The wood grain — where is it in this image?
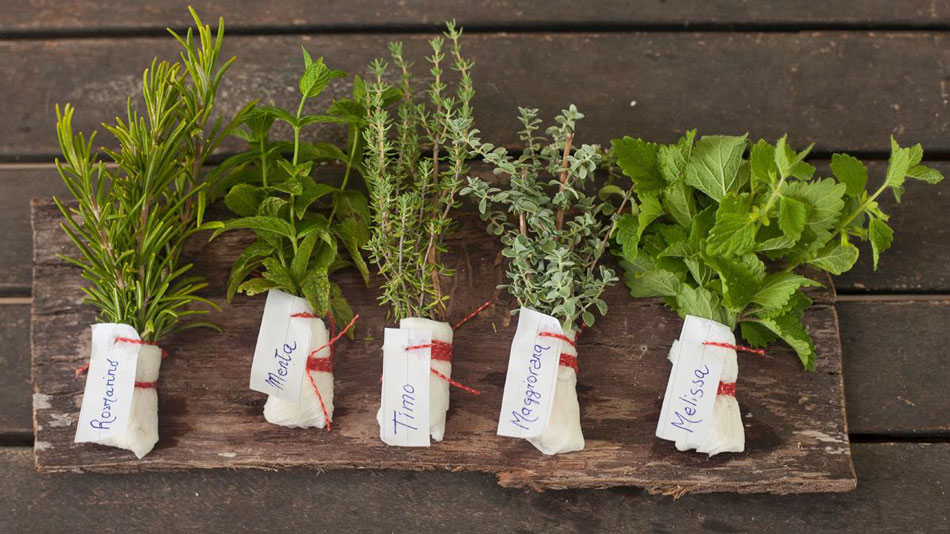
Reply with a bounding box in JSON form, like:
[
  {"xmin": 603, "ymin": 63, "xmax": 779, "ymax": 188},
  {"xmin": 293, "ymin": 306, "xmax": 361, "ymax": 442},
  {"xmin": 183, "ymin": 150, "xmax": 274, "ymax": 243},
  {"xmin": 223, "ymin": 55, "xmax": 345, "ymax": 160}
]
[
  {"xmin": 31, "ymin": 199, "xmax": 854, "ymax": 493},
  {"xmin": 4, "ymin": 1, "xmax": 950, "ymax": 33},
  {"xmin": 1, "ymin": 444, "xmax": 946, "ymax": 533},
  {"xmin": 3, "ymin": 32, "xmax": 950, "ymax": 161},
  {"xmin": 0, "ymin": 305, "xmax": 31, "ymax": 436}
]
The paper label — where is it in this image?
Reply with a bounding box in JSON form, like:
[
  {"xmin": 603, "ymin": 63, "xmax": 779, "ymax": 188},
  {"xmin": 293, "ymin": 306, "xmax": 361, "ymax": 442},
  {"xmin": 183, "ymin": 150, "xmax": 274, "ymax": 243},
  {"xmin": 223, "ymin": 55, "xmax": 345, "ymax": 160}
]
[
  {"xmin": 74, "ymin": 323, "xmax": 140, "ymax": 444},
  {"xmin": 380, "ymin": 327, "xmax": 432, "ymax": 447},
  {"xmin": 249, "ymin": 289, "xmax": 315, "ymax": 404},
  {"xmin": 655, "ymin": 315, "xmax": 730, "ymax": 447},
  {"xmin": 496, "ymin": 307, "xmax": 564, "ymax": 439}
]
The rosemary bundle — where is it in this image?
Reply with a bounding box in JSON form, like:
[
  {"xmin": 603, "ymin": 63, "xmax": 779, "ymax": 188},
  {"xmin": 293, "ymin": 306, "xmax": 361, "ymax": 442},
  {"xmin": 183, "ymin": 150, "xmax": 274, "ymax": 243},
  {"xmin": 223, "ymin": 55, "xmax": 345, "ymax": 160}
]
[
  {"xmin": 55, "ymin": 8, "xmax": 245, "ymax": 458},
  {"xmin": 361, "ymin": 22, "xmax": 475, "ymax": 322},
  {"xmin": 55, "ymin": 7, "xmax": 245, "ymax": 342}
]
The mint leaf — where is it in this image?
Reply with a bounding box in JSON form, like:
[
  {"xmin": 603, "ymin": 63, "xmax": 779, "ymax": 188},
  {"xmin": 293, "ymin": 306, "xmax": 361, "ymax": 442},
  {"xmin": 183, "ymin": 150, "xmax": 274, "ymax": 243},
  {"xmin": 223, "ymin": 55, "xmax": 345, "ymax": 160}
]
[
  {"xmin": 613, "ymin": 137, "xmax": 664, "ymax": 193},
  {"xmin": 637, "ymin": 193, "xmax": 664, "ymax": 237},
  {"xmin": 830, "ymin": 153, "xmax": 868, "ymax": 197},
  {"xmin": 868, "ymin": 218, "xmax": 894, "ymax": 270},
  {"xmin": 212, "ymin": 216, "xmax": 296, "ymax": 241},
  {"xmin": 707, "ymin": 214, "xmax": 757, "ymax": 256},
  {"xmin": 237, "ymin": 277, "xmax": 277, "ymax": 296},
  {"xmin": 661, "ymin": 180, "xmax": 695, "ymax": 228},
  {"xmin": 705, "ymin": 253, "xmax": 765, "ymax": 311},
  {"xmin": 684, "ymin": 134, "xmax": 749, "ymax": 201},
  {"xmin": 807, "ymin": 240, "xmax": 860, "ymax": 275},
  {"xmin": 777, "ymin": 196, "xmax": 807, "ymax": 242},
  {"xmin": 224, "ymin": 184, "xmax": 265, "ymax": 217},
  {"xmin": 614, "ymin": 213, "xmax": 640, "ymax": 262},
  {"xmin": 675, "ymin": 284, "xmax": 731, "ymax": 325}
]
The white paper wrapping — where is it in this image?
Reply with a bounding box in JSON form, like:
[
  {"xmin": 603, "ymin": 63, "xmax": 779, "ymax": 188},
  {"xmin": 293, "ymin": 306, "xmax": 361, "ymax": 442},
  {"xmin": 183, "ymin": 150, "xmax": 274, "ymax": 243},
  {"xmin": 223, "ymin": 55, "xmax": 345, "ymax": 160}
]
[
  {"xmin": 376, "ymin": 318, "xmax": 454, "ymax": 442},
  {"xmin": 263, "ymin": 317, "xmax": 333, "ymax": 429},
  {"xmin": 526, "ymin": 325, "xmax": 584, "ymax": 455},
  {"xmin": 77, "ymin": 329, "xmax": 162, "ymax": 459},
  {"xmin": 667, "ymin": 318, "xmax": 745, "ymax": 456}
]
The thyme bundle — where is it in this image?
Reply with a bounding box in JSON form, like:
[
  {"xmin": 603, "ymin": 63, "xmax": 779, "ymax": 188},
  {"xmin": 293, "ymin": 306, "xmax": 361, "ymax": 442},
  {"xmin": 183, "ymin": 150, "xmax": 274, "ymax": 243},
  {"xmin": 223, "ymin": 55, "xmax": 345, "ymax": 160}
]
[{"xmin": 361, "ymin": 22, "xmax": 475, "ymax": 322}]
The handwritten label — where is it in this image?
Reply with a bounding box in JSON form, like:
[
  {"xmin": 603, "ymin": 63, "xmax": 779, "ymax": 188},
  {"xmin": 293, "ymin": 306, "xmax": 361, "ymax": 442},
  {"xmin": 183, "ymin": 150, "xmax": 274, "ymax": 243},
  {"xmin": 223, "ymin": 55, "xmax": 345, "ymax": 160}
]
[
  {"xmin": 655, "ymin": 315, "xmax": 731, "ymax": 448},
  {"xmin": 74, "ymin": 323, "xmax": 140, "ymax": 444},
  {"xmin": 249, "ymin": 289, "xmax": 315, "ymax": 404},
  {"xmin": 497, "ymin": 307, "xmax": 563, "ymax": 439},
  {"xmin": 380, "ymin": 327, "xmax": 431, "ymax": 447}
]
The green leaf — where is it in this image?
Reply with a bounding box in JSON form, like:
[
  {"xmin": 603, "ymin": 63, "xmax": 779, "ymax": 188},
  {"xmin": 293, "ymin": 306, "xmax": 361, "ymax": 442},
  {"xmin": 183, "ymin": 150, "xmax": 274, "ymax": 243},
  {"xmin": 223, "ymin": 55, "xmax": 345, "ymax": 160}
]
[
  {"xmin": 777, "ymin": 196, "xmax": 807, "ymax": 242},
  {"xmin": 807, "ymin": 240, "xmax": 860, "ymax": 275},
  {"xmin": 773, "ymin": 135, "xmax": 815, "ymax": 180},
  {"xmin": 637, "ymin": 193, "xmax": 664, "ymax": 237},
  {"xmin": 707, "ymin": 214, "xmax": 757, "ymax": 256},
  {"xmin": 328, "ymin": 282, "xmax": 355, "ymax": 337},
  {"xmin": 298, "ymin": 142, "xmax": 348, "ymax": 163},
  {"xmin": 661, "ymin": 179, "xmax": 695, "ymax": 228},
  {"xmin": 227, "ymin": 241, "xmax": 274, "ymax": 301},
  {"xmin": 675, "ymin": 284, "xmax": 731, "ymax": 326},
  {"xmin": 237, "ymin": 277, "xmax": 277, "ymax": 297},
  {"xmin": 657, "ymin": 130, "xmax": 696, "ymax": 183},
  {"xmin": 223, "ymin": 184, "xmax": 266, "ymax": 217},
  {"xmin": 739, "ymin": 321, "xmax": 779, "ymax": 348},
  {"xmin": 212, "ymin": 216, "xmax": 296, "ymax": 241},
  {"xmin": 335, "ymin": 219, "xmax": 371, "ymax": 284},
  {"xmin": 302, "ymin": 268, "xmax": 331, "ymax": 316},
  {"xmin": 614, "ymin": 213, "xmax": 639, "ymax": 262},
  {"xmin": 705, "ymin": 253, "xmax": 765, "ymax": 311},
  {"xmin": 295, "ymin": 182, "xmax": 338, "ymax": 219},
  {"xmin": 261, "ymin": 257, "xmax": 298, "ymax": 293},
  {"xmin": 612, "ymin": 137, "xmax": 665, "ymax": 193},
  {"xmin": 782, "ymin": 178, "xmax": 846, "ymax": 252},
  {"xmin": 683, "ymin": 134, "xmax": 749, "ymax": 201},
  {"xmin": 830, "ymin": 153, "xmax": 868, "ymax": 197},
  {"xmin": 751, "ymin": 273, "xmax": 821, "ymax": 311},
  {"xmin": 884, "ymin": 137, "xmax": 924, "ymax": 201},
  {"xmin": 299, "ymin": 57, "xmax": 346, "ymax": 99},
  {"xmin": 756, "ymin": 313, "xmax": 817, "ymax": 371},
  {"xmin": 868, "ymin": 218, "xmax": 894, "ymax": 270},
  {"xmin": 625, "ymin": 268, "xmax": 681, "ymax": 298},
  {"xmin": 749, "ymin": 139, "xmax": 777, "ymax": 186},
  {"xmin": 256, "ymin": 105, "xmax": 297, "ymax": 127},
  {"xmin": 907, "ymin": 164, "xmax": 944, "ymax": 185},
  {"xmin": 291, "ymin": 232, "xmax": 320, "ymax": 281}
]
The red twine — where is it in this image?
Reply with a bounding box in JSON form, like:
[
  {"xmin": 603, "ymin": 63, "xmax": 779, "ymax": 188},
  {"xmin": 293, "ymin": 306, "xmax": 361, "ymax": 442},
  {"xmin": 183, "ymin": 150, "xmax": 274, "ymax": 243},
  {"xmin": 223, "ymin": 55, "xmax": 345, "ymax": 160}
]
[
  {"xmin": 293, "ymin": 313, "xmax": 360, "ymax": 432},
  {"xmin": 74, "ymin": 337, "xmax": 166, "ymax": 389},
  {"xmin": 539, "ymin": 329, "xmax": 581, "ymax": 373},
  {"xmin": 717, "ymin": 382, "xmax": 736, "ymax": 396},
  {"xmin": 452, "ymin": 299, "xmax": 492, "ymax": 331},
  {"xmin": 702, "ymin": 341, "xmax": 766, "ymax": 356}
]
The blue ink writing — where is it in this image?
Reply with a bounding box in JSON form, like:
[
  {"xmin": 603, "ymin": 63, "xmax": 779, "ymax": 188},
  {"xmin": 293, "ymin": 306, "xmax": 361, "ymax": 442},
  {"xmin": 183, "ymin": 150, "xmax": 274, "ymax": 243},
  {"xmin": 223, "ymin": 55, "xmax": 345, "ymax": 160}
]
[
  {"xmin": 392, "ymin": 384, "xmax": 419, "ymax": 434},
  {"xmin": 90, "ymin": 358, "xmax": 119, "ymax": 430},
  {"xmin": 265, "ymin": 341, "xmax": 297, "ymax": 391},
  {"xmin": 509, "ymin": 343, "xmax": 550, "ymax": 431},
  {"xmin": 670, "ymin": 364, "xmax": 710, "ymax": 433}
]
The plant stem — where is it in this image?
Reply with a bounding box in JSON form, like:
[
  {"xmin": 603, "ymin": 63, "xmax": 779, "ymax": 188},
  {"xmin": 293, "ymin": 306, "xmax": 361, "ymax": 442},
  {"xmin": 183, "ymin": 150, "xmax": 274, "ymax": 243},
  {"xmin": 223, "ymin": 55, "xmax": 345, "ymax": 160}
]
[{"xmin": 554, "ymin": 133, "xmax": 574, "ymax": 231}]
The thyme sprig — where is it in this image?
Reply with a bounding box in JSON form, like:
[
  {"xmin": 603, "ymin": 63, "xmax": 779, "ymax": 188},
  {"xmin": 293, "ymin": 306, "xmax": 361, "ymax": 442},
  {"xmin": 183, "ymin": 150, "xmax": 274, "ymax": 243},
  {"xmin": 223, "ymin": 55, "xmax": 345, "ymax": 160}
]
[
  {"xmin": 362, "ymin": 22, "xmax": 475, "ymax": 322},
  {"xmin": 53, "ymin": 8, "xmax": 248, "ymax": 342}
]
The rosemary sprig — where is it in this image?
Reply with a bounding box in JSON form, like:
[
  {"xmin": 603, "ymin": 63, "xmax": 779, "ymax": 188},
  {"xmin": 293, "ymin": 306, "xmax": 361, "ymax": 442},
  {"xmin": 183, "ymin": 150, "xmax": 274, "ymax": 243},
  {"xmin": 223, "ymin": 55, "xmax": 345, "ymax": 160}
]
[
  {"xmin": 362, "ymin": 22, "xmax": 476, "ymax": 322},
  {"xmin": 53, "ymin": 8, "xmax": 248, "ymax": 342}
]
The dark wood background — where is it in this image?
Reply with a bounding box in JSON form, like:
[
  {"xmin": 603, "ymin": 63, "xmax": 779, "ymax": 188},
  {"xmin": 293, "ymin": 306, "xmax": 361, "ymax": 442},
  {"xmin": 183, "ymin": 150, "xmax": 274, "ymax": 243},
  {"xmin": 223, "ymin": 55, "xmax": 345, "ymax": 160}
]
[{"xmin": 2, "ymin": 1, "xmax": 949, "ymax": 532}]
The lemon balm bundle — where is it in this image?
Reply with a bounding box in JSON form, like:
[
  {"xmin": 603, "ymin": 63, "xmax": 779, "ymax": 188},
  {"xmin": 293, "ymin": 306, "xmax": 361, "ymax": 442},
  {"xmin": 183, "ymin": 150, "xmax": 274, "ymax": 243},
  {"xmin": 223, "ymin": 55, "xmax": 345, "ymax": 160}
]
[
  {"xmin": 56, "ymin": 10, "xmax": 246, "ymax": 457},
  {"xmin": 611, "ymin": 132, "xmax": 944, "ymax": 455}
]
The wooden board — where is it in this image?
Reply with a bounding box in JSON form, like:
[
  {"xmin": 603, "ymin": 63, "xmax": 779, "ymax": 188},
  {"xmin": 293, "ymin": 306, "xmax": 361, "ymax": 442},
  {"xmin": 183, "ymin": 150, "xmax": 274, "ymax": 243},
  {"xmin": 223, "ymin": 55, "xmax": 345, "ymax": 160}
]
[
  {"xmin": 4, "ymin": 32, "xmax": 950, "ymax": 161},
  {"xmin": 31, "ymin": 199, "xmax": 854, "ymax": 493},
  {"xmin": 0, "ymin": 444, "xmax": 944, "ymax": 532},
  {"xmin": 4, "ymin": 1, "xmax": 950, "ymax": 34}
]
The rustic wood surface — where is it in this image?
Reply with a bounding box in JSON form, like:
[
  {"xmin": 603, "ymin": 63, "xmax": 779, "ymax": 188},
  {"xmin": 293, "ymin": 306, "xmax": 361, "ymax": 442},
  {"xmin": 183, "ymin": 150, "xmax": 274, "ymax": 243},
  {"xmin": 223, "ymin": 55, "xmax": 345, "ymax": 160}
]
[
  {"xmin": 3, "ymin": 1, "xmax": 950, "ymax": 33},
  {"xmin": 2, "ymin": 444, "xmax": 948, "ymax": 533},
  {"xmin": 4, "ymin": 32, "xmax": 950, "ymax": 161},
  {"xmin": 31, "ymin": 199, "xmax": 854, "ymax": 493}
]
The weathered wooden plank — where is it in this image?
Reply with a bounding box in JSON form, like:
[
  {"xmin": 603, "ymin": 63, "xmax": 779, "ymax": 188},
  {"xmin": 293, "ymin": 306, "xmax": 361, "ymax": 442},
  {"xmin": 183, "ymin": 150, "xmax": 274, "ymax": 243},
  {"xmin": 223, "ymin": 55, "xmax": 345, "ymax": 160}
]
[
  {"xmin": 3, "ymin": 32, "xmax": 949, "ymax": 161},
  {"xmin": 840, "ymin": 299, "xmax": 950, "ymax": 436},
  {"xmin": 7, "ymin": 298, "xmax": 947, "ymax": 438},
  {"xmin": 0, "ymin": 444, "xmax": 946, "ymax": 532},
  {"xmin": 4, "ymin": 1, "xmax": 950, "ymax": 33},
  {"xmin": 6, "ymin": 159, "xmax": 948, "ymax": 295},
  {"xmin": 31, "ymin": 199, "xmax": 853, "ymax": 493},
  {"xmin": 0, "ymin": 304, "xmax": 31, "ymax": 436}
]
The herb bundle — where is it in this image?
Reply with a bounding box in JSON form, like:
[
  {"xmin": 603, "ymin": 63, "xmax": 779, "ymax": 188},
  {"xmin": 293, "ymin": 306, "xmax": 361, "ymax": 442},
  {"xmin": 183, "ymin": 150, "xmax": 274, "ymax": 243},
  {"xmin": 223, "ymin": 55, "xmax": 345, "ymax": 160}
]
[
  {"xmin": 55, "ymin": 8, "xmax": 244, "ymax": 457},
  {"xmin": 462, "ymin": 106, "xmax": 632, "ymax": 455},
  {"xmin": 210, "ymin": 48, "xmax": 386, "ymax": 429},
  {"xmin": 363, "ymin": 23, "xmax": 480, "ymax": 443},
  {"xmin": 362, "ymin": 22, "xmax": 474, "ymax": 322},
  {"xmin": 612, "ymin": 133, "xmax": 943, "ymax": 371}
]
